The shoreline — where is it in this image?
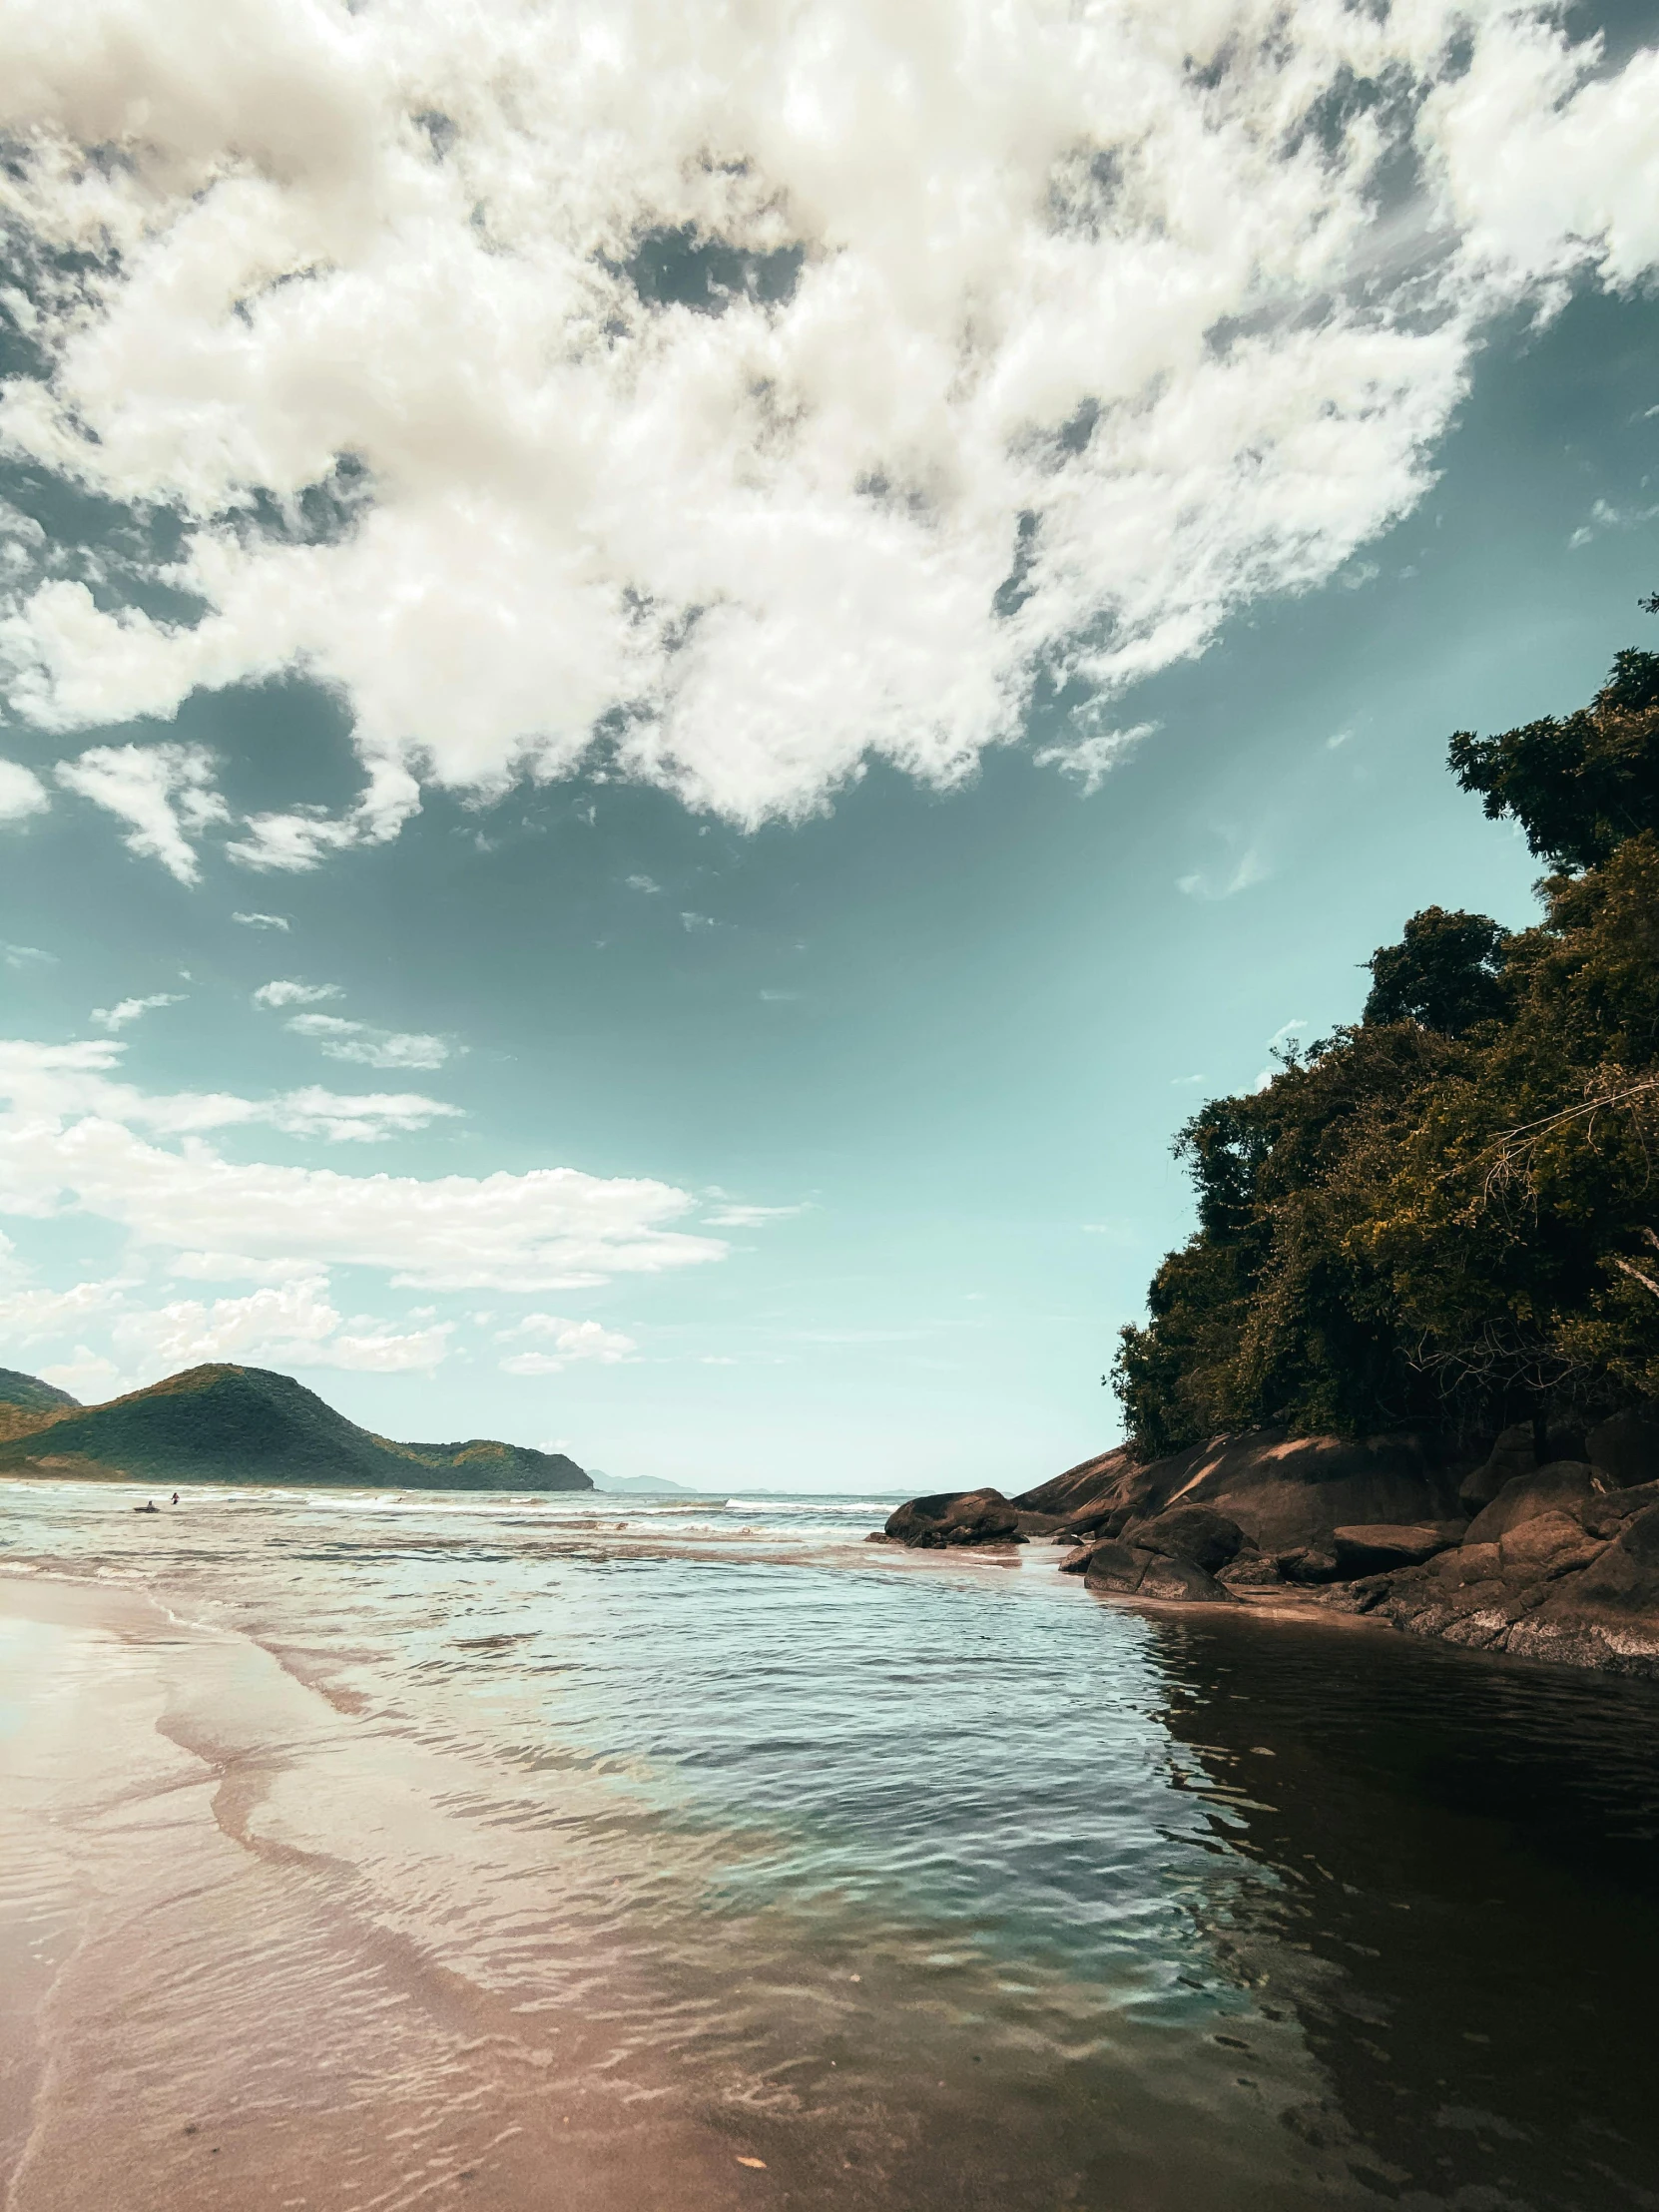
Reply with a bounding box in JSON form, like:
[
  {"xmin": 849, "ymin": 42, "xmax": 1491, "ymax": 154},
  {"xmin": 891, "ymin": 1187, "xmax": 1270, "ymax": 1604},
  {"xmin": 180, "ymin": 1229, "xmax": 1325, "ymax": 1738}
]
[{"xmin": 0, "ymin": 1569, "xmax": 775, "ymax": 2212}]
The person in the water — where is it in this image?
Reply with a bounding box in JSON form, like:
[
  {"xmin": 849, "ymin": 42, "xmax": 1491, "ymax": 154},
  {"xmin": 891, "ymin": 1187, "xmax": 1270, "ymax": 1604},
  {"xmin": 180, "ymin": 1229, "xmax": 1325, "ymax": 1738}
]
[{"xmin": 171, "ymin": 1492, "xmax": 179, "ymax": 1505}]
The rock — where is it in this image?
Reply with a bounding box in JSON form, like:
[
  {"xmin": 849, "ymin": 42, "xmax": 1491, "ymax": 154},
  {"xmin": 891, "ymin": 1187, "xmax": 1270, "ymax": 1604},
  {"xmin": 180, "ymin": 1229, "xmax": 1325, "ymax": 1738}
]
[
  {"xmin": 1330, "ymin": 1522, "xmax": 1463, "ymax": 1576},
  {"xmin": 1586, "ymin": 1405, "xmax": 1659, "ymax": 1490},
  {"xmin": 1080, "ymin": 1541, "xmax": 1233, "ymax": 1603},
  {"xmin": 1129, "ymin": 1503, "xmax": 1245, "ymax": 1574},
  {"xmin": 1279, "ymin": 1545, "xmax": 1342, "ymax": 1585},
  {"xmin": 1582, "ymin": 1480, "xmax": 1659, "ymax": 1539},
  {"xmin": 1463, "ymin": 1461, "xmax": 1597, "ymax": 1545},
  {"xmin": 1496, "ymin": 1510, "xmax": 1604, "ymax": 1584},
  {"xmin": 882, "ymin": 1488, "xmax": 1026, "ymax": 1548},
  {"xmin": 1457, "ymin": 1422, "xmax": 1588, "ymax": 1515},
  {"xmin": 1217, "ymin": 1550, "xmax": 1286, "ymax": 1588},
  {"xmin": 1544, "ymin": 1500, "xmax": 1659, "ymax": 1617},
  {"xmin": 1078, "ymin": 1539, "xmax": 1149, "ymax": 1591},
  {"xmin": 1136, "ymin": 1554, "xmax": 1234, "ymax": 1602},
  {"xmin": 1013, "ymin": 1445, "xmax": 1140, "ymax": 1518}
]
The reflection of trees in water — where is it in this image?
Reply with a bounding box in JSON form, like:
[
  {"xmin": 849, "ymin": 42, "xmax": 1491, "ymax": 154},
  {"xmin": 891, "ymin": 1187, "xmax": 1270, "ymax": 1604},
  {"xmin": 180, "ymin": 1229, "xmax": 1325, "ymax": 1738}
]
[{"xmin": 1145, "ymin": 1605, "xmax": 1659, "ymax": 2208}]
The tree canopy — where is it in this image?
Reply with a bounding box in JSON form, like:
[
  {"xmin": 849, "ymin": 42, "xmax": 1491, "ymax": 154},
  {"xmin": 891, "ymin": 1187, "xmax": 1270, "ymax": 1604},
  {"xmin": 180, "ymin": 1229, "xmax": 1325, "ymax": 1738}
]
[{"xmin": 1113, "ymin": 609, "xmax": 1659, "ymax": 1457}]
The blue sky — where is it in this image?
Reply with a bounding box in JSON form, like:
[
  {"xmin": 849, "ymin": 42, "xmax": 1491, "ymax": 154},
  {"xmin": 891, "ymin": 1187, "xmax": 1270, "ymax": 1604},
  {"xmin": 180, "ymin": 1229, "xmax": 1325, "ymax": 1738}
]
[{"xmin": 1, "ymin": 1, "xmax": 1656, "ymax": 1487}]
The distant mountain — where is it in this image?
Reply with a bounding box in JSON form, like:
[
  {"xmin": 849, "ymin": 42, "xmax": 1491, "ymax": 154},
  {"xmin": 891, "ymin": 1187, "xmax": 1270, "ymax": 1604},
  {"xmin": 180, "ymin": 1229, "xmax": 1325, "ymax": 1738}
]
[
  {"xmin": 586, "ymin": 1468, "xmax": 703, "ymax": 1495},
  {"xmin": 0, "ymin": 1364, "xmax": 593, "ymax": 1490},
  {"xmin": 0, "ymin": 1366, "xmax": 79, "ymax": 1441}
]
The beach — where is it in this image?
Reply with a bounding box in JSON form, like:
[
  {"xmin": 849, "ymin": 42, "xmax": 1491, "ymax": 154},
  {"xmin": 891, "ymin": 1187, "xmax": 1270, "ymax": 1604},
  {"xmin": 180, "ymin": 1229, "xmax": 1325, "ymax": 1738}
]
[
  {"xmin": 0, "ymin": 1571, "xmax": 755, "ymax": 2212},
  {"xmin": 6, "ymin": 1479, "xmax": 1659, "ymax": 2210}
]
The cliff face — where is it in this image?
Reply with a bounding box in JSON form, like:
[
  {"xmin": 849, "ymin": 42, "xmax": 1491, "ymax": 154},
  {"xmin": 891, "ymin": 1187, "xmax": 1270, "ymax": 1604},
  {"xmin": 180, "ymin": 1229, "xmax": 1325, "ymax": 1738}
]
[{"xmin": 0, "ymin": 1364, "xmax": 592, "ymax": 1491}]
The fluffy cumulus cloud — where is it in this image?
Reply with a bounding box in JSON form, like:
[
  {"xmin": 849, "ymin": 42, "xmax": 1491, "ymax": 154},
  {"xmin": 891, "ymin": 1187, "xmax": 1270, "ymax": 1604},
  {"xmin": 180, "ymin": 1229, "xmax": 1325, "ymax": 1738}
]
[
  {"xmin": 0, "ymin": 0, "xmax": 1653, "ymax": 857},
  {"xmin": 0, "ymin": 1036, "xmax": 726, "ymax": 1290},
  {"xmin": 497, "ymin": 1313, "xmax": 639, "ymax": 1373},
  {"xmin": 0, "ymin": 1035, "xmax": 723, "ymax": 1386}
]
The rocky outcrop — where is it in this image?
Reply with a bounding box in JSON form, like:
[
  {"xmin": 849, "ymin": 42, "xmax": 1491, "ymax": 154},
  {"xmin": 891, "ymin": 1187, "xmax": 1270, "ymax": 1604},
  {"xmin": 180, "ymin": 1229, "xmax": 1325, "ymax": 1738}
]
[
  {"xmin": 882, "ymin": 1406, "xmax": 1659, "ymax": 1673},
  {"xmin": 1016, "ymin": 1426, "xmax": 1467, "ymax": 1554},
  {"xmin": 881, "ymin": 1488, "xmax": 1029, "ymax": 1547},
  {"xmin": 1061, "ymin": 1503, "xmax": 1245, "ymax": 1605},
  {"xmin": 1463, "ymin": 1461, "xmax": 1597, "ymax": 1544}
]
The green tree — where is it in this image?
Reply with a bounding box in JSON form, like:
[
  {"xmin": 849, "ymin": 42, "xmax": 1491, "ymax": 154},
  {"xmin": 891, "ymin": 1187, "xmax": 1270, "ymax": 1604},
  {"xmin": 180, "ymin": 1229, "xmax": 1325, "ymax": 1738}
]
[
  {"xmin": 1362, "ymin": 906, "xmax": 1506, "ymax": 1035},
  {"xmin": 1112, "ymin": 612, "xmax": 1659, "ymax": 1456}
]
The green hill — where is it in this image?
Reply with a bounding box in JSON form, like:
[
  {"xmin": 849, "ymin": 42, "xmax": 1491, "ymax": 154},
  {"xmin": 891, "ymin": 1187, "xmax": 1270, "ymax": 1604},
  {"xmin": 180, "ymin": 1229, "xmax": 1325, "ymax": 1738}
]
[
  {"xmin": 0, "ymin": 1367, "xmax": 79, "ymax": 1442},
  {"xmin": 0, "ymin": 1364, "xmax": 592, "ymax": 1490}
]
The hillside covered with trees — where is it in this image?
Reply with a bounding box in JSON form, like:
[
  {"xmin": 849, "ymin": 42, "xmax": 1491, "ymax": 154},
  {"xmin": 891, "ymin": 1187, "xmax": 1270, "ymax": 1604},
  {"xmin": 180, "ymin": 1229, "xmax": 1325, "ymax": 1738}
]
[{"xmin": 1113, "ymin": 603, "xmax": 1659, "ymax": 1460}]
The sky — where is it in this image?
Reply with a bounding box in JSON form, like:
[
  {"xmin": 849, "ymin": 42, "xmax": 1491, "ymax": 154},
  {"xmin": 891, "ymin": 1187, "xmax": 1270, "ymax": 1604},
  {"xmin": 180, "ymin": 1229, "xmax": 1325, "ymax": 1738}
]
[{"xmin": 0, "ymin": 0, "xmax": 1657, "ymax": 1491}]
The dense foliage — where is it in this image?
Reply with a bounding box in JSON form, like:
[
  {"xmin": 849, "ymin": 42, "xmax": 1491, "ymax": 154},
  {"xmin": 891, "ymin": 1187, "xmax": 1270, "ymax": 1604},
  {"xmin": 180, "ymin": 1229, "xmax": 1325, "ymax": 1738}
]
[{"xmin": 1113, "ymin": 613, "xmax": 1659, "ymax": 1456}]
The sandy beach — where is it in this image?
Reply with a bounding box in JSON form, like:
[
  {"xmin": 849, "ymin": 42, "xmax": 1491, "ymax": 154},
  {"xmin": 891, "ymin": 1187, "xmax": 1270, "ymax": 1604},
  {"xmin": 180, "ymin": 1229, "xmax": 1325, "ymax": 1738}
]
[{"xmin": 0, "ymin": 1570, "xmax": 763, "ymax": 2212}]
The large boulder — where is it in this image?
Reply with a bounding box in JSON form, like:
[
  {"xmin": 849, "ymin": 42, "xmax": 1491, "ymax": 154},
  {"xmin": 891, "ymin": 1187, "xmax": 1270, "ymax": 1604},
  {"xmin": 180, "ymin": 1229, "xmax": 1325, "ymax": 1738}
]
[
  {"xmin": 1331, "ymin": 1522, "xmax": 1463, "ymax": 1576},
  {"xmin": 882, "ymin": 1488, "xmax": 1025, "ymax": 1548},
  {"xmin": 1132, "ymin": 1503, "xmax": 1246, "ymax": 1574},
  {"xmin": 1463, "ymin": 1461, "xmax": 1598, "ymax": 1545},
  {"xmin": 1457, "ymin": 1422, "xmax": 1588, "ymax": 1515},
  {"xmin": 1013, "ymin": 1445, "xmax": 1138, "ymax": 1519},
  {"xmin": 1496, "ymin": 1510, "xmax": 1603, "ymax": 1584},
  {"xmin": 1081, "ymin": 1539, "xmax": 1233, "ymax": 1604},
  {"xmin": 1098, "ymin": 1427, "xmax": 1465, "ymax": 1552}
]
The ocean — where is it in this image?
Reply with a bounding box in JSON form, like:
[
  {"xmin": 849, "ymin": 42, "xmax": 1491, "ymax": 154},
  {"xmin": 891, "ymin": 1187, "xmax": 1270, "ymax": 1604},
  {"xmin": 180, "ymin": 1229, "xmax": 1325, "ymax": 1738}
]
[{"xmin": 2, "ymin": 1479, "xmax": 1657, "ymax": 2209}]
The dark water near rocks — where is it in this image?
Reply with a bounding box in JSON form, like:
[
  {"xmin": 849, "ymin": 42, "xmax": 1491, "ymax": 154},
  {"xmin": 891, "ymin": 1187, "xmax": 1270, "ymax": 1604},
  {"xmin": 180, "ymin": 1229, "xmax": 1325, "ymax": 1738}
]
[{"xmin": 4, "ymin": 1479, "xmax": 1659, "ymax": 2209}]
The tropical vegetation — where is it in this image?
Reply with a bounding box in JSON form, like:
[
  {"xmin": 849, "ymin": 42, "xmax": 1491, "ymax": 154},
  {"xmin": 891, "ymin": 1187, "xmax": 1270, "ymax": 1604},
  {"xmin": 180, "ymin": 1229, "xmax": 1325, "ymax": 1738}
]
[{"xmin": 1112, "ymin": 602, "xmax": 1659, "ymax": 1458}]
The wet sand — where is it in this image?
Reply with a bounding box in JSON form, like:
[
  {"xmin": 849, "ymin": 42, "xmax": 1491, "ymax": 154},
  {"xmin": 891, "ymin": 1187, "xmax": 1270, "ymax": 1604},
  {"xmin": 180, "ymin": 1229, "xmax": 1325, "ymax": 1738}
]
[{"xmin": 0, "ymin": 1572, "xmax": 767, "ymax": 2212}]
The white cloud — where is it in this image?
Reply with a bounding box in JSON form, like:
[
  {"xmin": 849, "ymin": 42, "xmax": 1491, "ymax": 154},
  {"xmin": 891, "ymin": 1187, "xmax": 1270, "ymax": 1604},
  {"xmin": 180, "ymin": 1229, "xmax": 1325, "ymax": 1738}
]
[
  {"xmin": 285, "ymin": 1012, "xmax": 451, "ymax": 1069},
  {"xmin": 702, "ymin": 1202, "xmax": 809, "ymax": 1229},
  {"xmin": 1033, "ymin": 721, "xmax": 1155, "ymax": 796},
  {"xmin": 92, "ymin": 991, "xmax": 184, "ymax": 1030},
  {"xmin": 3, "ymin": 943, "xmax": 55, "ymax": 968},
  {"xmin": 625, "ymin": 874, "xmax": 662, "ymax": 894},
  {"xmin": 38, "ymin": 1349, "xmax": 120, "ymax": 1399},
  {"xmin": 0, "ymin": 1036, "xmax": 459, "ymax": 1146},
  {"xmin": 0, "ymin": 1275, "xmax": 133, "ymax": 1343},
  {"xmin": 0, "ymin": 3, "xmax": 1652, "ymax": 846},
  {"xmin": 0, "ymin": 1035, "xmax": 727, "ymax": 1291},
  {"xmin": 232, "ymin": 910, "xmax": 290, "ymax": 930},
  {"xmin": 0, "ymin": 759, "xmax": 49, "ymax": 824},
  {"xmin": 253, "ymin": 978, "xmax": 342, "ymax": 1008},
  {"xmin": 109, "ymin": 1274, "xmax": 451, "ymax": 1375},
  {"xmin": 54, "ymin": 743, "xmax": 229, "ymax": 883},
  {"xmin": 498, "ymin": 1315, "xmax": 639, "ymax": 1373}
]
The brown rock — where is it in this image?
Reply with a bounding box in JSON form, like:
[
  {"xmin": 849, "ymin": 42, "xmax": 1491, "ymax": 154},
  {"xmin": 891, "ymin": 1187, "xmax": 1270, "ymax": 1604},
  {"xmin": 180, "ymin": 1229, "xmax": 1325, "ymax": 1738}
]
[
  {"xmin": 1582, "ymin": 1480, "xmax": 1659, "ymax": 1539},
  {"xmin": 1463, "ymin": 1461, "xmax": 1598, "ymax": 1545},
  {"xmin": 1457, "ymin": 1422, "xmax": 1587, "ymax": 1515},
  {"xmin": 1079, "ymin": 1539, "xmax": 1150, "ymax": 1592},
  {"xmin": 1081, "ymin": 1542, "xmax": 1233, "ymax": 1603},
  {"xmin": 1330, "ymin": 1522, "xmax": 1463, "ymax": 1575},
  {"xmin": 882, "ymin": 1488, "xmax": 1025, "ymax": 1548},
  {"xmin": 1129, "ymin": 1503, "xmax": 1245, "ymax": 1574},
  {"xmin": 1496, "ymin": 1510, "xmax": 1604, "ymax": 1584},
  {"xmin": 1135, "ymin": 1554, "xmax": 1234, "ymax": 1602}
]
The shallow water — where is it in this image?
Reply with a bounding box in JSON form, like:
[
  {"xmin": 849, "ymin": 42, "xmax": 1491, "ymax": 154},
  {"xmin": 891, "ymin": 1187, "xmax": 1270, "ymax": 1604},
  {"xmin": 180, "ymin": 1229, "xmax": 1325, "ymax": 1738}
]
[{"xmin": 4, "ymin": 1479, "xmax": 1659, "ymax": 2210}]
